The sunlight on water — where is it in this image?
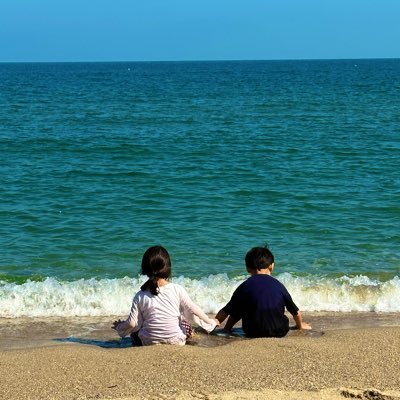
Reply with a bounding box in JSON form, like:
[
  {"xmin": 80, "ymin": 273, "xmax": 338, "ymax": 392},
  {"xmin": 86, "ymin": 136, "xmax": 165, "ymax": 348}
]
[{"xmin": 1, "ymin": 60, "xmax": 399, "ymax": 318}]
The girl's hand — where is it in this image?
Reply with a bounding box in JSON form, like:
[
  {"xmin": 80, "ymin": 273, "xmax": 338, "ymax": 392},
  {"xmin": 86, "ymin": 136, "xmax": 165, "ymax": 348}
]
[
  {"xmin": 214, "ymin": 318, "xmax": 221, "ymax": 327},
  {"xmin": 112, "ymin": 319, "xmax": 123, "ymax": 330}
]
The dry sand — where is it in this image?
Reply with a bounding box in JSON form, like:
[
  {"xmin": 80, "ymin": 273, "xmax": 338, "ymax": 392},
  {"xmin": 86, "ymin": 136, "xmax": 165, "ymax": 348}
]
[{"xmin": 1, "ymin": 320, "xmax": 400, "ymax": 400}]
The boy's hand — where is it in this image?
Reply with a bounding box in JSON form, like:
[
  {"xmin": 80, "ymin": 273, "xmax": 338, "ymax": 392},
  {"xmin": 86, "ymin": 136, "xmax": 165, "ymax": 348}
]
[
  {"xmin": 300, "ymin": 322, "xmax": 312, "ymax": 330},
  {"xmin": 112, "ymin": 319, "xmax": 123, "ymax": 330},
  {"xmin": 293, "ymin": 312, "xmax": 311, "ymax": 331}
]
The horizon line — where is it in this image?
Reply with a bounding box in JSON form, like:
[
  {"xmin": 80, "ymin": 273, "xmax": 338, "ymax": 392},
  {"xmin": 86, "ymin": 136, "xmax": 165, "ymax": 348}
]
[{"xmin": 0, "ymin": 56, "xmax": 399, "ymax": 64}]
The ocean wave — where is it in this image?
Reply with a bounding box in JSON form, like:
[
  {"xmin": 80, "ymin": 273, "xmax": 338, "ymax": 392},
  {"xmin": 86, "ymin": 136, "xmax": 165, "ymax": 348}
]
[{"xmin": 0, "ymin": 273, "xmax": 399, "ymax": 318}]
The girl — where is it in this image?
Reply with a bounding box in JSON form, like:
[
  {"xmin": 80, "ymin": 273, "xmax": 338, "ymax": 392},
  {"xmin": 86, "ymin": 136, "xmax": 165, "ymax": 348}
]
[{"xmin": 113, "ymin": 245, "xmax": 218, "ymax": 345}]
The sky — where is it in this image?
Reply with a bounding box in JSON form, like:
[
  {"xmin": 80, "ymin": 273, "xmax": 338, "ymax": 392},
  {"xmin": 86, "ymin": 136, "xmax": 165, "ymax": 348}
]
[{"xmin": 1, "ymin": 0, "xmax": 399, "ymax": 62}]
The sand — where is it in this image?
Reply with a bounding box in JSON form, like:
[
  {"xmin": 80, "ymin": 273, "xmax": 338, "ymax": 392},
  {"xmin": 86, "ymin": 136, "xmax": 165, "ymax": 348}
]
[{"xmin": 0, "ymin": 315, "xmax": 400, "ymax": 399}]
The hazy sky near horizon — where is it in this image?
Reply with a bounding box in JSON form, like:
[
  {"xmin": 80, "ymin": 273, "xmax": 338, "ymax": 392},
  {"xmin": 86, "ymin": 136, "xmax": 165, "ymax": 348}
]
[{"xmin": 1, "ymin": 0, "xmax": 399, "ymax": 62}]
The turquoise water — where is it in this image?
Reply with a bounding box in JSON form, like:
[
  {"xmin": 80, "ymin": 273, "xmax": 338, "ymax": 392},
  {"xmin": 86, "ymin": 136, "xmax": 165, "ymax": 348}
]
[{"xmin": 1, "ymin": 60, "xmax": 399, "ymax": 316}]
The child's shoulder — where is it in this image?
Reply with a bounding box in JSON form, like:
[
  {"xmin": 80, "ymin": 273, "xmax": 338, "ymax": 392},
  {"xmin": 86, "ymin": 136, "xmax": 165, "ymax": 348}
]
[
  {"xmin": 247, "ymin": 274, "xmax": 284, "ymax": 287},
  {"xmin": 159, "ymin": 282, "xmax": 184, "ymax": 293},
  {"xmin": 167, "ymin": 282, "xmax": 184, "ymax": 291},
  {"xmin": 166, "ymin": 282, "xmax": 188, "ymax": 297},
  {"xmin": 135, "ymin": 282, "xmax": 186, "ymax": 299}
]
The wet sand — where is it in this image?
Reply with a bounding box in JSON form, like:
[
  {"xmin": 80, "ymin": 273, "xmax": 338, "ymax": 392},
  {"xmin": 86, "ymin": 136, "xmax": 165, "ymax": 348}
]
[{"xmin": 0, "ymin": 313, "xmax": 399, "ymax": 399}]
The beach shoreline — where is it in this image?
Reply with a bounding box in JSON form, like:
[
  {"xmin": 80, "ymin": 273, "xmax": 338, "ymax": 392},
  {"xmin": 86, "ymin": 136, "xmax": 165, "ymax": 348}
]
[
  {"xmin": 1, "ymin": 313, "xmax": 400, "ymax": 399},
  {"xmin": 1, "ymin": 311, "xmax": 399, "ymax": 351}
]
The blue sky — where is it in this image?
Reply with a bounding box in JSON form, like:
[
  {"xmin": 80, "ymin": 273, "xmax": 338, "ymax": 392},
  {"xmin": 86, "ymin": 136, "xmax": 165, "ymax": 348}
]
[{"xmin": 1, "ymin": 0, "xmax": 399, "ymax": 62}]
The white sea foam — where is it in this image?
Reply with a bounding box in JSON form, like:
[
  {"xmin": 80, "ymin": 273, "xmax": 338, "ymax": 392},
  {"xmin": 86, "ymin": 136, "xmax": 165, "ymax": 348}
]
[{"xmin": 1, "ymin": 273, "xmax": 399, "ymax": 318}]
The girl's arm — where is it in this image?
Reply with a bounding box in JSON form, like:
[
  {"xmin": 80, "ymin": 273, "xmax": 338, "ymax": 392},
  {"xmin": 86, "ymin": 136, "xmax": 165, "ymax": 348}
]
[
  {"xmin": 113, "ymin": 295, "xmax": 143, "ymax": 337},
  {"xmin": 179, "ymin": 287, "xmax": 218, "ymax": 333}
]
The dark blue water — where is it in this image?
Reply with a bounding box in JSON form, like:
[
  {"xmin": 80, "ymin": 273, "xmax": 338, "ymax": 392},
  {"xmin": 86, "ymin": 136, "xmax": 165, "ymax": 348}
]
[{"xmin": 0, "ymin": 60, "xmax": 399, "ymax": 316}]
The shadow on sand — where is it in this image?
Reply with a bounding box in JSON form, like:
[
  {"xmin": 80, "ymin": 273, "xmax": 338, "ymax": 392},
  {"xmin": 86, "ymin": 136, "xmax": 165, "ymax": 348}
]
[
  {"xmin": 54, "ymin": 328, "xmax": 246, "ymax": 349},
  {"xmin": 54, "ymin": 327, "xmax": 321, "ymax": 349},
  {"xmin": 55, "ymin": 337, "xmax": 134, "ymax": 348}
]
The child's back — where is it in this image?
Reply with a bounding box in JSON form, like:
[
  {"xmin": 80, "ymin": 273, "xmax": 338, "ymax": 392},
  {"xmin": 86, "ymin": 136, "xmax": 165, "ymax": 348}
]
[
  {"xmin": 113, "ymin": 246, "xmax": 217, "ymax": 345},
  {"xmin": 216, "ymin": 246, "xmax": 311, "ymax": 337},
  {"xmin": 222, "ymin": 273, "xmax": 299, "ymax": 337}
]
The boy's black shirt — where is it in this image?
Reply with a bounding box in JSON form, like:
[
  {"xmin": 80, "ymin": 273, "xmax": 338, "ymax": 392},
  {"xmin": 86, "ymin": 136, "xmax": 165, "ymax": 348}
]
[{"xmin": 222, "ymin": 274, "xmax": 299, "ymax": 337}]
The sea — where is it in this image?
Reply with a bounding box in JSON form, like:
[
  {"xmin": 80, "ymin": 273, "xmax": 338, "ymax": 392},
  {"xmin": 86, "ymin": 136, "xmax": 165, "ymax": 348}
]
[{"xmin": 1, "ymin": 59, "xmax": 399, "ymax": 321}]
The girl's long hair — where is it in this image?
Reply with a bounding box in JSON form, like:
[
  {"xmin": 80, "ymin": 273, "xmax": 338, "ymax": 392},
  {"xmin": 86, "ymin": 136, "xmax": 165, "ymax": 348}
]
[{"xmin": 140, "ymin": 245, "xmax": 172, "ymax": 296}]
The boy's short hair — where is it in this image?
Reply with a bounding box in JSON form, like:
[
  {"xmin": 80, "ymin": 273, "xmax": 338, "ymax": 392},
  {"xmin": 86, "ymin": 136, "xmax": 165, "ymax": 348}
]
[{"xmin": 245, "ymin": 246, "xmax": 274, "ymax": 271}]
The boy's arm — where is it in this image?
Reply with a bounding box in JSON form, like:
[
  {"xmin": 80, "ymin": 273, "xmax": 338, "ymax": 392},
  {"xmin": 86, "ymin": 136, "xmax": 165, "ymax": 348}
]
[
  {"xmin": 216, "ymin": 284, "xmax": 244, "ymax": 332},
  {"xmin": 282, "ymin": 285, "xmax": 312, "ymax": 331},
  {"xmin": 215, "ymin": 309, "xmax": 229, "ymax": 324},
  {"xmin": 215, "ymin": 309, "xmax": 240, "ymax": 332},
  {"xmin": 223, "ymin": 315, "xmax": 240, "ymax": 332},
  {"xmin": 292, "ymin": 311, "xmax": 312, "ymax": 330}
]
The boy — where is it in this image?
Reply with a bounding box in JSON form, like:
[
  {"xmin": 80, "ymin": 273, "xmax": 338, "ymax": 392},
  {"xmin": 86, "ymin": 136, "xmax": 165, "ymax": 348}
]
[{"xmin": 215, "ymin": 246, "xmax": 311, "ymax": 337}]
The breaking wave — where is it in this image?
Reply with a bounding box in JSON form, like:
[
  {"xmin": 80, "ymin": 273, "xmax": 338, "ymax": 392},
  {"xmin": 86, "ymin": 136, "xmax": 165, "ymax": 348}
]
[{"xmin": 1, "ymin": 273, "xmax": 399, "ymax": 318}]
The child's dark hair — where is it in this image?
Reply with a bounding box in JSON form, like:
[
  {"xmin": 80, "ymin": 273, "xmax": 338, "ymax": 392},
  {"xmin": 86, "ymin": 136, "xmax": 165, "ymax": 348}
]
[
  {"xmin": 245, "ymin": 246, "xmax": 274, "ymax": 271},
  {"xmin": 140, "ymin": 245, "xmax": 172, "ymax": 295}
]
